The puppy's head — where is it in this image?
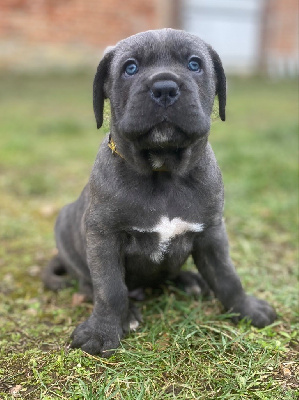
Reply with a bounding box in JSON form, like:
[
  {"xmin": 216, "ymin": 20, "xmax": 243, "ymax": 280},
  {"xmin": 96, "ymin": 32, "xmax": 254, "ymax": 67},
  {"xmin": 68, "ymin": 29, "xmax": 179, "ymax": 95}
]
[{"xmin": 94, "ymin": 29, "xmax": 226, "ymax": 174}]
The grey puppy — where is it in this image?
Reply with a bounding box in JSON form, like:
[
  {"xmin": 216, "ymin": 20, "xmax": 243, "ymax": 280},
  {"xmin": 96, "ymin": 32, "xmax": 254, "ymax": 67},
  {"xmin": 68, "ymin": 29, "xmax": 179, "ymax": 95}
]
[{"xmin": 43, "ymin": 29, "xmax": 276, "ymax": 357}]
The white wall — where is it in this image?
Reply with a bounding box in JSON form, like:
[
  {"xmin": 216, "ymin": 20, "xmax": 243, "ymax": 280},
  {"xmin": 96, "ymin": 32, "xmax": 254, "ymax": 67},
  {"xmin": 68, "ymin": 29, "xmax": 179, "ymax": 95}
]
[{"xmin": 182, "ymin": 0, "xmax": 265, "ymax": 73}]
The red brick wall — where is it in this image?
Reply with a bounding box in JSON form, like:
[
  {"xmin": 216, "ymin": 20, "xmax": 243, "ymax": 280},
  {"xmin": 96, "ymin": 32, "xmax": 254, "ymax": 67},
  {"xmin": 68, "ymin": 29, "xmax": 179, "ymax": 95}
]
[
  {"xmin": 265, "ymin": 0, "xmax": 298, "ymax": 55},
  {"xmin": 259, "ymin": 0, "xmax": 298, "ymax": 76},
  {"xmin": 0, "ymin": 0, "xmax": 297, "ymax": 75},
  {"xmin": 0, "ymin": 0, "xmax": 161, "ymax": 48}
]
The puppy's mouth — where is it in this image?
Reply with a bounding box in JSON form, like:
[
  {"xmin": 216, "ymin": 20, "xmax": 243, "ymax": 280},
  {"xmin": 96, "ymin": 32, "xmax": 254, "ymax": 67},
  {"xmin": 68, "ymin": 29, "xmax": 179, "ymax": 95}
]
[
  {"xmin": 134, "ymin": 122, "xmax": 190, "ymax": 171},
  {"xmin": 137, "ymin": 122, "xmax": 189, "ymax": 149},
  {"xmin": 115, "ymin": 121, "xmax": 194, "ymax": 172},
  {"xmin": 143, "ymin": 147, "xmax": 185, "ymax": 171}
]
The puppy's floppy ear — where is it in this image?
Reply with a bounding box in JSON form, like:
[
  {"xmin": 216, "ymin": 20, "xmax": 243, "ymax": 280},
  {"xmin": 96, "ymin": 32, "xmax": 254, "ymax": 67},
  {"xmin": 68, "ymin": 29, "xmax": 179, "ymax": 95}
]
[
  {"xmin": 93, "ymin": 47, "xmax": 115, "ymax": 129},
  {"xmin": 208, "ymin": 46, "xmax": 226, "ymax": 121}
]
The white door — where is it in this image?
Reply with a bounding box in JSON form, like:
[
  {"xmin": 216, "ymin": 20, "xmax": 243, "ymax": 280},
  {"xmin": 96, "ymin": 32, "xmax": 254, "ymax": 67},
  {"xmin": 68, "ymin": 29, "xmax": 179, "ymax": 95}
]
[{"xmin": 182, "ymin": 0, "xmax": 265, "ymax": 73}]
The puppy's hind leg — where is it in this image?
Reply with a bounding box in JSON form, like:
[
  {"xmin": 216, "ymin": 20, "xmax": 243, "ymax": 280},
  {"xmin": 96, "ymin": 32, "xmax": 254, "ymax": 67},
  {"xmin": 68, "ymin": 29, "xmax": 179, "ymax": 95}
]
[
  {"xmin": 42, "ymin": 254, "xmax": 73, "ymax": 291},
  {"xmin": 123, "ymin": 301, "xmax": 143, "ymax": 333},
  {"xmin": 173, "ymin": 270, "xmax": 211, "ymax": 297},
  {"xmin": 78, "ymin": 278, "xmax": 94, "ymax": 302}
]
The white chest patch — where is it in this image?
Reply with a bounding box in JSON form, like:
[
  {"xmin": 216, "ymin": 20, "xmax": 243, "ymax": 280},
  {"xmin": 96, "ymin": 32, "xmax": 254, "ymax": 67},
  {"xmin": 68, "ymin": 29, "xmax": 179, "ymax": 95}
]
[{"xmin": 133, "ymin": 216, "xmax": 204, "ymax": 263}]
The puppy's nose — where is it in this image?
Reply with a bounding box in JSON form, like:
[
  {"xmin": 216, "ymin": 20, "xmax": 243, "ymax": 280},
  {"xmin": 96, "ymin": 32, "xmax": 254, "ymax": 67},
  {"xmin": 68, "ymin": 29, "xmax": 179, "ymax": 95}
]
[{"xmin": 150, "ymin": 80, "xmax": 180, "ymax": 108}]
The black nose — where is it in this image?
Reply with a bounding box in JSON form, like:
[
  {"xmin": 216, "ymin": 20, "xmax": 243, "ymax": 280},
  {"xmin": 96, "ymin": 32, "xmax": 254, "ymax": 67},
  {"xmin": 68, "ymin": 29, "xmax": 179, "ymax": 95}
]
[{"xmin": 150, "ymin": 80, "xmax": 180, "ymax": 108}]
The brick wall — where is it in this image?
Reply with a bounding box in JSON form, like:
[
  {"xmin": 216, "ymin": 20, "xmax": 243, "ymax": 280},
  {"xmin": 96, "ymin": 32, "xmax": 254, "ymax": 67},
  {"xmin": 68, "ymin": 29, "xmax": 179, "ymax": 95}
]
[
  {"xmin": 0, "ymin": 0, "xmax": 179, "ymax": 70},
  {"xmin": 265, "ymin": 0, "xmax": 298, "ymax": 55},
  {"xmin": 262, "ymin": 0, "xmax": 299, "ymax": 76},
  {"xmin": 0, "ymin": 0, "xmax": 161, "ymax": 47},
  {"xmin": 0, "ymin": 0, "xmax": 297, "ymax": 75}
]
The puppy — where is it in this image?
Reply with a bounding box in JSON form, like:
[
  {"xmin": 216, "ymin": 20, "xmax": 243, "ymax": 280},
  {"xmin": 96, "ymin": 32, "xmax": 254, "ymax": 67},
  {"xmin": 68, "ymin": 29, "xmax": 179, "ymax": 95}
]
[{"xmin": 43, "ymin": 29, "xmax": 276, "ymax": 357}]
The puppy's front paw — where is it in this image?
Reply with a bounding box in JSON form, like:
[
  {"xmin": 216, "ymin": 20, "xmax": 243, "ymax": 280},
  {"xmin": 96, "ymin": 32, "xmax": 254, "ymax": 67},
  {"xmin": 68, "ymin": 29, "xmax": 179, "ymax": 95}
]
[
  {"xmin": 231, "ymin": 295, "xmax": 276, "ymax": 328},
  {"xmin": 70, "ymin": 316, "xmax": 123, "ymax": 357}
]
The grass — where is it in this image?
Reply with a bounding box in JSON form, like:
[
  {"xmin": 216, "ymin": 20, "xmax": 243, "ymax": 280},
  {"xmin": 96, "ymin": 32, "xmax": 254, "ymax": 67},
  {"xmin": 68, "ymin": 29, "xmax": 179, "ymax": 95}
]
[{"xmin": 0, "ymin": 72, "xmax": 298, "ymax": 399}]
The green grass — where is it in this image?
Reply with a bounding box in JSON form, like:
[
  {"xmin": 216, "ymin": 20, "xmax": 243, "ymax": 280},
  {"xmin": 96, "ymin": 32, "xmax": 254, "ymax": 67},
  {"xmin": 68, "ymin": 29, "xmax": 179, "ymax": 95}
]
[{"xmin": 0, "ymin": 72, "xmax": 298, "ymax": 399}]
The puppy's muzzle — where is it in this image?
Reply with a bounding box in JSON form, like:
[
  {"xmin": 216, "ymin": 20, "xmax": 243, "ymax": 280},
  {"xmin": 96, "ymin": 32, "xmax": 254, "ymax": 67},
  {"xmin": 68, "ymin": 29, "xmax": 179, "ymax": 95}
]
[{"xmin": 150, "ymin": 80, "xmax": 180, "ymax": 108}]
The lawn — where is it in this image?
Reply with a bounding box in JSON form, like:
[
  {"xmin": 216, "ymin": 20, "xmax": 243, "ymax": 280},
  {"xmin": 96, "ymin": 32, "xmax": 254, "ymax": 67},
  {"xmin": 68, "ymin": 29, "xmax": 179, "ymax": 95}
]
[{"xmin": 0, "ymin": 72, "xmax": 298, "ymax": 399}]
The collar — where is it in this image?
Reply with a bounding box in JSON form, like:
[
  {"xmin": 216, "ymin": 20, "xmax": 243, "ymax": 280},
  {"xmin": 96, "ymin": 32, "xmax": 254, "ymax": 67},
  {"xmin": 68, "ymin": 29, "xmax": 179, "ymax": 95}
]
[
  {"xmin": 108, "ymin": 135, "xmax": 169, "ymax": 172},
  {"xmin": 108, "ymin": 135, "xmax": 125, "ymax": 159}
]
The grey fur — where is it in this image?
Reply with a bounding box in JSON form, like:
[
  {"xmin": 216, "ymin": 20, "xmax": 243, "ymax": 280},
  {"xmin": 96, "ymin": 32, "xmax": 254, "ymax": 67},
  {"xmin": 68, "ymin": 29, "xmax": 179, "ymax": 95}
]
[{"xmin": 43, "ymin": 29, "xmax": 276, "ymax": 357}]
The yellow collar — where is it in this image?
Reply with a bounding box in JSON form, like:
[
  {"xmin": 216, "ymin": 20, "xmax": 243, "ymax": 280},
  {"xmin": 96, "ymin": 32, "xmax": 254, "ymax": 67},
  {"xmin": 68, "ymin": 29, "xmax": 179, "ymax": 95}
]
[
  {"xmin": 108, "ymin": 135, "xmax": 169, "ymax": 172},
  {"xmin": 108, "ymin": 135, "xmax": 125, "ymax": 159}
]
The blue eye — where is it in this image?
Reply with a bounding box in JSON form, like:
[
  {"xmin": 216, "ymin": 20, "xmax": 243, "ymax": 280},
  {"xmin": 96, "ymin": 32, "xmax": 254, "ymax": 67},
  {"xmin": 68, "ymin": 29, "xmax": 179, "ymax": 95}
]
[
  {"xmin": 188, "ymin": 57, "xmax": 202, "ymax": 73},
  {"xmin": 125, "ymin": 61, "xmax": 138, "ymax": 76}
]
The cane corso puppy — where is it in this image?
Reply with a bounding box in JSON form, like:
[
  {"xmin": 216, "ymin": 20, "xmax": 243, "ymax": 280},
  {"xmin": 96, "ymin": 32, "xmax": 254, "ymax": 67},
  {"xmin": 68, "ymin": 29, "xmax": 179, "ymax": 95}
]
[{"xmin": 43, "ymin": 29, "xmax": 276, "ymax": 356}]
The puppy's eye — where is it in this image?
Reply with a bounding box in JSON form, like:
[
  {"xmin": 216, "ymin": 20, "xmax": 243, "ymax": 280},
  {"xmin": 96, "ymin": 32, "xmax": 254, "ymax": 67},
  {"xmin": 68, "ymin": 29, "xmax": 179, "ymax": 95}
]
[
  {"xmin": 188, "ymin": 57, "xmax": 202, "ymax": 73},
  {"xmin": 124, "ymin": 60, "xmax": 139, "ymax": 76}
]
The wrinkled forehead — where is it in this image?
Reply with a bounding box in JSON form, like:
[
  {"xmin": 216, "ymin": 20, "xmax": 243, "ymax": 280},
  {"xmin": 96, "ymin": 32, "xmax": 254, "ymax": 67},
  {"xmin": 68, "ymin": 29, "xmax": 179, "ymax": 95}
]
[{"xmin": 112, "ymin": 29, "xmax": 212, "ymax": 66}]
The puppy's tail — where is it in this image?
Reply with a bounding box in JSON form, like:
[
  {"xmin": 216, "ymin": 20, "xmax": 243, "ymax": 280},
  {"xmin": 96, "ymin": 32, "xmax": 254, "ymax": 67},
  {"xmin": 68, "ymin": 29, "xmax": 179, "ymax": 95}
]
[{"xmin": 42, "ymin": 255, "xmax": 73, "ymax": 291}]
